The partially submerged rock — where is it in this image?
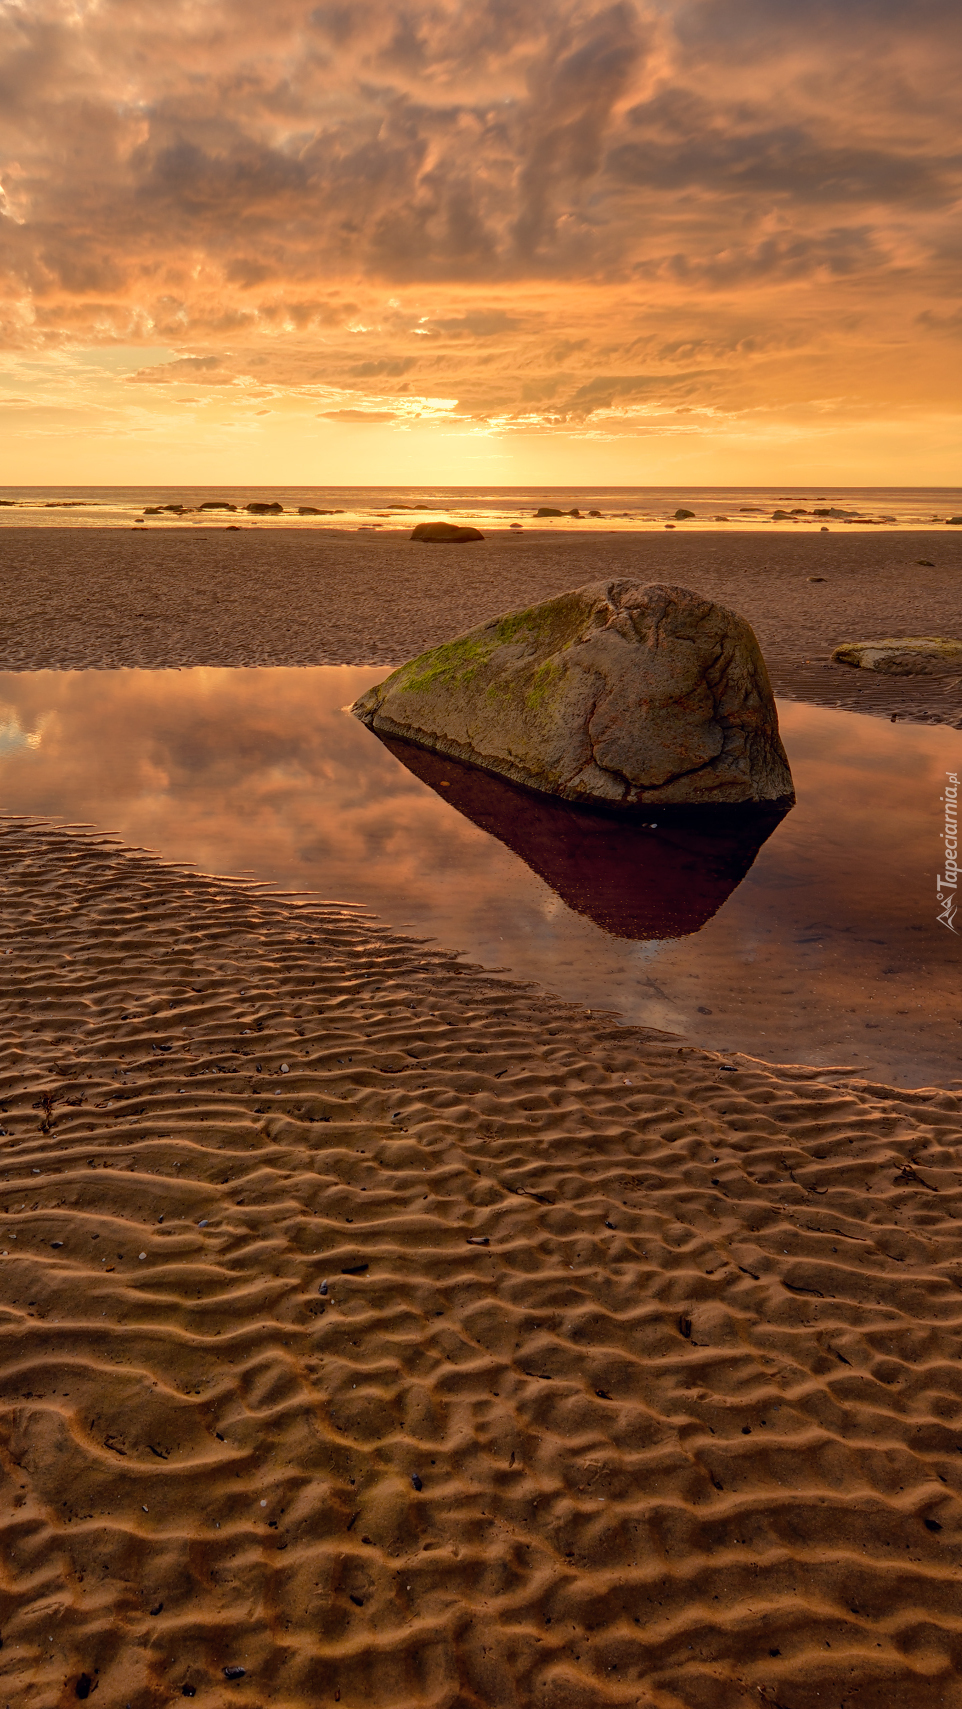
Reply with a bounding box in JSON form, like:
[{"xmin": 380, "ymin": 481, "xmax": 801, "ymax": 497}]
[
  {"xmin": 353, "ymin": 580, "xmax": 794, "ymax": 808},
  {"xmin": 382, "ymin": 735, "xmax": 787, "ymax": 938},
  {"xmin": 411, "ymin": 521, "xmax": 484, "ymax": 543},
  {"xmin": 831, "ymin": 637, "xmax": 962, "ymax": 676}
]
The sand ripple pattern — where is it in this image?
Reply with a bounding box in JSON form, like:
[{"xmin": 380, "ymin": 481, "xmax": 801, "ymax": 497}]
[{"xmin": 1, "ymin": 819, "xmax": 961, "ymax": 1707}]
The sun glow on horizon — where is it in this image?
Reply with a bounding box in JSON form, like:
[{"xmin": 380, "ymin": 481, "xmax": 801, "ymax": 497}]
[{"xmin": 2, "ymin": 0, "xmax": 960, "ymax": 482}]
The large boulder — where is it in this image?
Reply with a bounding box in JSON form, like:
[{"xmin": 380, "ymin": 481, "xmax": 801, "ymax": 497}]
[{"xmin": 353, "ymin": 580, "xmax": 794, "ymax": 807}]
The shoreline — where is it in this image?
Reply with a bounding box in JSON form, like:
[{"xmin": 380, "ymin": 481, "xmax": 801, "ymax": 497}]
[{"xmin": 2, "ymin": 534, "xmax": 961, "ymax": 1701}]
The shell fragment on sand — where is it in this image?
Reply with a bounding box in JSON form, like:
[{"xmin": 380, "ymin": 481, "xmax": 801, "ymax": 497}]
[
  {"xmin": 831, "ymin": 636, "xmax": 962, "ymax": 676},
  {"xmin": 353, "ymin": 580, "xmax": 794, "ymax": 808}
]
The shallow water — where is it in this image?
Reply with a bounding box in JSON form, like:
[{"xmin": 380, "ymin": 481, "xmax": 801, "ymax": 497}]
[
  {"xmin": 1, "ymin": 665, "xmax": 959, "ymax": 1085},
  {"xmin": 1, "ymin": 482, "xmax": 960, "ymax": 533}
]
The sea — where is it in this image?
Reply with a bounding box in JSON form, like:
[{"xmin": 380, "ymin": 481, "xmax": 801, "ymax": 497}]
[{"xmin": 1, "ymin": 485, "xmax": 960, "ymax": 532}]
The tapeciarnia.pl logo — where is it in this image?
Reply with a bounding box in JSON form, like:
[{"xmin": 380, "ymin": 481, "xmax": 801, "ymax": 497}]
[{"xmin": 938, "ymin": 770, "xmax": 959, "ymax": 934}]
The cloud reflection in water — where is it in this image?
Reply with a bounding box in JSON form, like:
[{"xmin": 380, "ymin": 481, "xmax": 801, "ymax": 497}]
[
  {"xmin": 379, "ymin": 732, "xmax": 788, "ymax": 940},
  {"xmin": 0, "ymin": 664, "xmax": 958, "ymax": 1086}
]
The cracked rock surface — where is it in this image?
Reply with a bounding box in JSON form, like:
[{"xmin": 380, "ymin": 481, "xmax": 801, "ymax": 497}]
[{"xmin": 353, "ymin": 580, "xmax": 795, "ymax": 807}]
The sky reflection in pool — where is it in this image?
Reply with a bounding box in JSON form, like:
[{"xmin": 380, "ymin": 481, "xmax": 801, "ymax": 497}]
[{"xmin": 0, "ymin": 665, "xmax": 958, "ymax": 1086}]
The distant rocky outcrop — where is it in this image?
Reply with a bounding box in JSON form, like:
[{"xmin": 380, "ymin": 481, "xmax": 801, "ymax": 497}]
[
  {"xmin": 410, "ymin": 522, "xmax": 484, "ymax": 543},
  {"xmin": 832, "ymin": 637, "xmax": 962, "ymax": 675},
  {"xmin": 245, "ymin": 501, "xmax": 284, "ymax": 514},
  {"xmin": 199, "ymin": 501, "xmax": 236, "ymax": 511},
  {"xmin": 353, "ymin": 580, "xmax": 794, "ymax": 808},
  {"xmin": 298, "ymin": 506, "xmax": 337, "ymax": 515},
  {"xmin": 674, "ymin": 509, "xmax": 695, "ymax": 520}
]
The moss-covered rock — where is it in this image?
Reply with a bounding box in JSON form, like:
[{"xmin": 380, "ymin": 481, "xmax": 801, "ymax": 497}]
[
  {"xmin": 353, "ymin": 580, "xmax": 795, "ymax": 807},
  {"xmin": 831, "ymin": 636, "xmax": 962, "ymax": 675}
]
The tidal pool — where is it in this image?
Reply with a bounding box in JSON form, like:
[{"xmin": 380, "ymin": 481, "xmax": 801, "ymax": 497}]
[{"xmin": 0, "ymin": 665, "xmax": 958, "ymax": 1086}]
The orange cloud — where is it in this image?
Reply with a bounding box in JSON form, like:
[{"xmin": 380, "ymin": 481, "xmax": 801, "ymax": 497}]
[{"xmin": 1, "ymin": 0, "xmax": 959, "ymax": 478}]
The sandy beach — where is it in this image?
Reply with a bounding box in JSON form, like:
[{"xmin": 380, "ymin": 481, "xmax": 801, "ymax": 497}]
[
  {"xmin": 1, "ymin": 534, "xmax": 961, "ymax": 1706},
  {"xmin": 2, "ymin": 526, "xmax": 961, "ymax": 724}
]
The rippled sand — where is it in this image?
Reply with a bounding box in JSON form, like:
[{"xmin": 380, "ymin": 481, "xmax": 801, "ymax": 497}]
[{"xmin": 1, "ymin": 818, "xmax": 961, "ymax": 1706}]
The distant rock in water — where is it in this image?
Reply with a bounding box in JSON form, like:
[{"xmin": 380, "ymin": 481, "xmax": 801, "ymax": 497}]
[
  {"xmin": 298, "ymin": 506, "xmax": 336, "ymax": 515},
  {"xmin": 832, "ymin": 636, "xmax": 962, "ymax": 676},
  {"xmin": 674, "ymin": 508, "xmax": 696, "ymax": 520},
  {"xmin": 353, "ymin": 580, "xmax": 794, "ymax": 808},
  {"xmin": 245, "ymin": 501, "xmax": 284, "ymax": 514},
  {"xmin": 199, "ymin": 501, "xmax": 236, "ymax": 511},
  {"xmin": 382, "ymin": 736, "xmax": 787, "ymax": 939},
  {"xmin": 410, "ymin": 521, "xmax": 484, "ymax": 543},
  {"xmin": 535, "ymin": 507, "xmax": 565, "ymax": 517}
]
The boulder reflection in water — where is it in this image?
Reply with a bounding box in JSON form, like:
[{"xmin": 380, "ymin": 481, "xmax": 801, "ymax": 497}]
[{"xmin": 379, "ymin": 735, "xmax": 790, "ymax": 940}]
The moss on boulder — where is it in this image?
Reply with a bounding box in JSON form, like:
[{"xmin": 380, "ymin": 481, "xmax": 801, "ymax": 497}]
[{"xmin": 353, "ymin": 580, "xmax": 794, "ymax": 807}]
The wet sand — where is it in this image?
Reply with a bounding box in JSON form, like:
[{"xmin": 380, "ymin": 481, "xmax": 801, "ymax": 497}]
[
  {"xmin": 1, "ymin": 526, "xmax": 961, "ymax": 724},
  {"xmin": 1, "ymin": 820, "xmax": 961, "ymax": 1707},
  {"xmin": 2, "ymin": 530, "xmax": 962, "ymax": 1706}
]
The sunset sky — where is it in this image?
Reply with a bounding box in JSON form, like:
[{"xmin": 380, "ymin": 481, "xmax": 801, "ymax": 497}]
[{"xmin": 1, "ymin": 0, "xmax": 959, "ymax": 485}]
